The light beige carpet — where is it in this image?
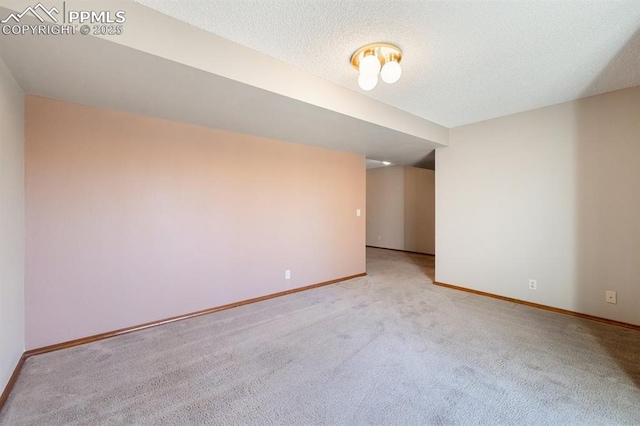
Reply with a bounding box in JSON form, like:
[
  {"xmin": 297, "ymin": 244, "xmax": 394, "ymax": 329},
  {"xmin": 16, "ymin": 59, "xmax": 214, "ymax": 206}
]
[{"xmin": 1, "ymin": 248, "xmax": 639, "ymax": 425}]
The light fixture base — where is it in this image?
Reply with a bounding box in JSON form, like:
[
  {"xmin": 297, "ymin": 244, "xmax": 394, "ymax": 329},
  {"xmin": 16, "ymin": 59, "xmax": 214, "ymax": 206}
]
[{"xmin": 350, "ymin": 43, "xmax": 402, "ymax": 71}]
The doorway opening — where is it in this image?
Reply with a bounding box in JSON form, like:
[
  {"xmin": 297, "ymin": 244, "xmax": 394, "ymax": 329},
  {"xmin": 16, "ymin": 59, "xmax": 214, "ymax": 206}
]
[{"xmin": 365, "ymin": 151, "xmax": 436, "ymax": 282}]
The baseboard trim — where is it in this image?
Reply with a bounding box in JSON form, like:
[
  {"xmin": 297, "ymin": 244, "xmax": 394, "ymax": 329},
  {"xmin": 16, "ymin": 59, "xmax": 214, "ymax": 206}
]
[
  {"xmin": 366, "ymin": 245, "xmax": 435, "ymax": 257},
  {"xmin": 0, "ymin": 354, "xmax": 26, "ymax": 412},
  {"xmin": 433, "ymin": 281, "xmax": 640, "ymax": 331},
  {"xmin": 25, "ymin": 272, "xmax": 367, "ymax": 358}
]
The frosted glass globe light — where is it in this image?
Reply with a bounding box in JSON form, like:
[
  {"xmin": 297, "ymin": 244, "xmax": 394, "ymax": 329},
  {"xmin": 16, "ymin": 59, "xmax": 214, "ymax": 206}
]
[
  {"xmin": 358, "ymin": 74, "xmax": 378, "ymax": 91},
  {"xmin": 359, "ymin": 53, "xmax": 381, "ymax": 77},
  {"xmin": 381, "ymin": 60, "xmax": 402, "ymax": 84}
]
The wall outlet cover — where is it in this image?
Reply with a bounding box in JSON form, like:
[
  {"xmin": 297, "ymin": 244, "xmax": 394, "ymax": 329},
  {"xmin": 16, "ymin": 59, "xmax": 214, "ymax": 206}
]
[{"xmin": 605, "ymin": 290, "xmax": 617, "ymax": 304}]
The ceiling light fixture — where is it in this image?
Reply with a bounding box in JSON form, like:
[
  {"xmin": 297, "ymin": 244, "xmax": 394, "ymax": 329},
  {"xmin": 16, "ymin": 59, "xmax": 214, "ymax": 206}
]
[{"xmin": 351, "ymin": 43, "xmax": 402, "ymax": 91}]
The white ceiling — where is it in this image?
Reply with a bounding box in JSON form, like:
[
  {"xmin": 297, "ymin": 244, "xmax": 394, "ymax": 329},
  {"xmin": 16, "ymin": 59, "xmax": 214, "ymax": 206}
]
[
  {"xmin": 1, "ymin": 0, "xmax": 638, "ymax": 167},
  {"xmin": 0, "ymin": 15, "xmax": 440, "ymax": 165},
  {"xmin": 365, "ymin": 159, "xmax": 391, "ymax": 170},
  {"xmin": 136, "ymin": 0, "xmax": 640, "ymax": 127},
  {"xmin": 0, "ymin": 0, "xmax": 450, "ymax": 166}
]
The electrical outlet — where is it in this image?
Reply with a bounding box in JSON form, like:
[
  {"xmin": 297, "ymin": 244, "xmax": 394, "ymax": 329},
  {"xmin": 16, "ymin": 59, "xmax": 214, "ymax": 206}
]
[
  {"xmin": 356, "ymin": 209, "xmax": 361, "ymax": 217},
  {"xmin": 285, "ymin": 270, "xmax": 291, "ymax": 280},
  {"xmin": 528, "ymin": 279, "xmax": 537, "ymax": 290},
  {"xmin": 606, "ymin": 290, "xmax": 617, "ymax": 304}
]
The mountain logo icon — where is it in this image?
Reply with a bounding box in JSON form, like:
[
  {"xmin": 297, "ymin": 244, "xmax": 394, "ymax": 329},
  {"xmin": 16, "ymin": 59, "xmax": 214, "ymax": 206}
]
[{"xmin": 1, "ymin": 2, "xmax": 59, "ymax": 24}]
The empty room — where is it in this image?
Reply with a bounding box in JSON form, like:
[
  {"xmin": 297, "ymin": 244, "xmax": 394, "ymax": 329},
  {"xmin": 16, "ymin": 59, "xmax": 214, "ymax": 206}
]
[{"xmin": 1, "ymin": 0, "xmax": 639, "ymax": 424}]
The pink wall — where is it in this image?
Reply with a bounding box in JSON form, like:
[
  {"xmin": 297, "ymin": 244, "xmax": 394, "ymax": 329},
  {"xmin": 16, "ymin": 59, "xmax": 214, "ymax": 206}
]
[{"xmin": 25, "ymin": 96, "xmax": 366, "ymax": 349}]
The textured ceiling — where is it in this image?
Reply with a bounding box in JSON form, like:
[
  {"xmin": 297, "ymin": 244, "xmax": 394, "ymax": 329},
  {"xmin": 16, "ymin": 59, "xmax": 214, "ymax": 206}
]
[
  {"xmin": 0, "ymin": 5, "xmax": 442, "ymax": 166},
  {"xmin": 135, "ymin": 0, "xmax": 640, "ymax": 127}
]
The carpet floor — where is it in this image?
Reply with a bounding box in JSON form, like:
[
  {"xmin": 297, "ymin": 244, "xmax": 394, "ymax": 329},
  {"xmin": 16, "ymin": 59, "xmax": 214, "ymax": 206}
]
[{"xmin": 1, "ymin": 248, "xmax": 639, "ymax": 425}]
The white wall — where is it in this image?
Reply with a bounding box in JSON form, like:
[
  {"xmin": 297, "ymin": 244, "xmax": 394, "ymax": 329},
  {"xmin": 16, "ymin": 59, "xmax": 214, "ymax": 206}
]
[
  {"xmin": 436, "ymin": 86, "xmax": 640, "ymax": 326},
  {"xmin": 366, "ymin": 166, "xmax": 435, "ymax": 255},
  {"xmin": 25, "ymin": 96, "xmax": 365, "ymax": 349},
  {"xmin": 0, "ymin": 56, "xmax": 25, "ymax": 390},
  {"xmin": 366, "ymin": 166, "xmax": 405, "ymax": 250},
  {"xmin": 404, "ymin": 167, "xmax": 435, "ymax": 255}
]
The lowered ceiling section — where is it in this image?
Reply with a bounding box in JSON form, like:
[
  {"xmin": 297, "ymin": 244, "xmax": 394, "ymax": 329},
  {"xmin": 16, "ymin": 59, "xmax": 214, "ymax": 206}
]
[{"xmin": 0, "ymin": 0, "xmax": 448, "ymax": 166}]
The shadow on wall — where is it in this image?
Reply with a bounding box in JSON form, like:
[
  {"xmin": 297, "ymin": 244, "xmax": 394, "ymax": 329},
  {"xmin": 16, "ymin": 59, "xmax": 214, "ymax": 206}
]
[
  {"xmin": 411, "ymin": 150, "xmax": 436, "ymax": 171},
  {"xmin": 575, "ymin": 28, "xmax": 640, "ymax": 387}
]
